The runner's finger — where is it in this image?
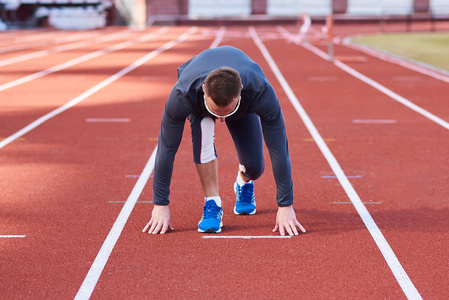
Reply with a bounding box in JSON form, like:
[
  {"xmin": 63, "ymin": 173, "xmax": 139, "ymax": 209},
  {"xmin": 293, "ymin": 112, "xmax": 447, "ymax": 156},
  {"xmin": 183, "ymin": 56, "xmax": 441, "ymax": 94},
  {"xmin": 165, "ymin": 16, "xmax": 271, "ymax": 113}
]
[
  {"xmin": 285, "ymin": 224, "xmax": 294, "ymax": 236},
  {"xmin": 148, "ymin": 221, "xmax": 158, "ymax": 234},
  {"xmin": 279, "ymin": 225, "xmax": 286, "ymax": 236},
  {"xmin": 297, "ymin": 221, "xmax": 306, "ymax": 233},
  {"xmin": 152, "ymin": 222, "xmax": 163, "ymax": 234},
  {"xmin": 161, "ymin": 222, "xmax": 169, "ymax": 234},
  {"xmin": 290, "ymin": 222, "xmax": 299, "ymax": 236},
  {"xmin": 142, "ymin": 220, "xmax": 152, "ymax": 233},
  {"xmin": 142, "ymin": 222, "xmax": 150, "ymax": 232}
]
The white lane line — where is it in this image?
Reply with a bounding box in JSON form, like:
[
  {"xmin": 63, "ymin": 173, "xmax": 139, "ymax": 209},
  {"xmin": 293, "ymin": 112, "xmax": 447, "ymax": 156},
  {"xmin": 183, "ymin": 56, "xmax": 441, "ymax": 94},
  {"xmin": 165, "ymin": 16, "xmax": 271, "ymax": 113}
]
[
  {"xmin": 334, "ymin": 58, "xmax": 449, "ymax": 130},
  {"xmin": 85, "ymin": 118, "xmax": 131, "ymax": 123},
  {"xmin": 74, "ymin": 147, "xmax": 158, "ymax": 300},
  {"xmin": 0, "ymin": 235, "xmax": 26, "ymax": 238},
  {"xmin": 74, "ymin": 28, "xmax": 197, "ymax": 299},
  {"xmin": 278, "ymin": 26, "xmax": 449, "ymax": 132},
  {"xmin": 209, "ymin": 26, "xmax": 226, "ymax": 49},
  {"xmin": 73, "ymin": 27, "xmax": 232, "ymax": 299},
  {"xmin": 0, "ymin": 27, "xmax": 168, "ymax": 93},
  {"xmin": 12, "ymin": 31, "xmax": 67, "ymax": 43},
  {"xmin": 0, "ymin": 31, "xmax": 68, "ymax": 48},
  {"xmin": 0, "ymin": 31, "xmax": 100, "ymax": 54},
  {"xmin": 249, "ymin": 26, "xmax": 422, "ymax": 300},
  {"xmin": 10, "ymin": 30, "xmax": 76, "ymax": 43},
  {"xmin": 0, "ymin": 27, "xmax": 196, "ymax": 151},
  {"xmin": 0, "ymin": 31, "xmax": 63, "ymax": 46},
  {"xmin": 353, "ymin": 119, "xmax": 397, "ymax": 124},
  {"xmin": 343, "ymin": 39, "xmax": 449, "ymax": 84},
  {"xmin": 0, "ymin": 31, "xmax": 129, "ymax": 68},
  {"xmin": 203, "ymin": 236, "xmax": 291, "ymax": 239}
]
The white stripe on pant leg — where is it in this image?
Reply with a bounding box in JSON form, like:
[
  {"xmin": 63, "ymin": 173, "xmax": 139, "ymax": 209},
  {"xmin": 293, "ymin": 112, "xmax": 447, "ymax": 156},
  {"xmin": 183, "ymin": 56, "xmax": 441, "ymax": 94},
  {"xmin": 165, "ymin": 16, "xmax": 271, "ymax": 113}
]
[{"xmin": 200, "ymin": 117, "xmax": 216, "ymax": 164}]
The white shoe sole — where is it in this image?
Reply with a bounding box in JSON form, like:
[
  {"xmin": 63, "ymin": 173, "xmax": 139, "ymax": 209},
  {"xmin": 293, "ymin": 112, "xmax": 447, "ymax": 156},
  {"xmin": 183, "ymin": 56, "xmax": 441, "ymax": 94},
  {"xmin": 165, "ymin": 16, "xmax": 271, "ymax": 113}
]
[
  {"xmin": 198, "ymin": 221, "xmax": 223, "ymax": 233},
  {"xmin": 233, "ymin": 206, "xmax": 256, "ymax": 215}
]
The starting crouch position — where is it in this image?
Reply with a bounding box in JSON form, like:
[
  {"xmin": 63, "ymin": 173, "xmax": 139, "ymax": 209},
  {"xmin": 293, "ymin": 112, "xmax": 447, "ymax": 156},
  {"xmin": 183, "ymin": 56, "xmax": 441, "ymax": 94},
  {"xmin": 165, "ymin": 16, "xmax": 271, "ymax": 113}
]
[{"xmin": 143, "ymin": 46, "xmax": 306, "ymax": 236}]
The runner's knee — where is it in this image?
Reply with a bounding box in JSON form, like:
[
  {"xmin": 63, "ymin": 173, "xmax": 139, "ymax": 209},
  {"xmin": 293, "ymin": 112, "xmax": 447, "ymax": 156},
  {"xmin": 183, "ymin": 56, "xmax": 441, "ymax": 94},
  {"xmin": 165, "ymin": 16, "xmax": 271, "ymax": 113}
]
[{"xmin": 243, "ymin": 162, "xmax": 264, "ymax": 181}]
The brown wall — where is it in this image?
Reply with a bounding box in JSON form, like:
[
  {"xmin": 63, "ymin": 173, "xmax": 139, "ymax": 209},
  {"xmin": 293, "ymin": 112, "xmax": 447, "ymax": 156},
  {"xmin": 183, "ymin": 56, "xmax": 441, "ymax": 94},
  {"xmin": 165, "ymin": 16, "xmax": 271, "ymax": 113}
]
[
  {"xmin": 333, "ymin": 0, "xmax": 347, "ymax": 14},
  {"xmin": 144, "ymin": 0, "xmax": 432, "ymax": 20},
  {"xmin": 414, "ymin": 0, "xmax": 430, "ymax": 12},
  {"xmin": 145, "ymin": 0, "xmax": 350, "ymax": 16},
  {"xmin": 252, "ymin": 0, "xmax": 267, "ymax": 14},
  {"xmin": 146, "ymin": 0, "xmax": 268, "ymax": 16},
  {"xmin": 146, "ymin": 0, "xmax": 186, "ymax": 17}
]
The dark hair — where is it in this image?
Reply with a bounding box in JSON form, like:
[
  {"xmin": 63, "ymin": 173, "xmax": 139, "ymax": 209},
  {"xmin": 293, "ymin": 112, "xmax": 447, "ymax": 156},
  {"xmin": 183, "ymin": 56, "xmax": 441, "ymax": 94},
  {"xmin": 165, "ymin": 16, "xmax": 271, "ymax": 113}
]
[{"xmin": 204, "ymin": 67, "xmax": 242, "ymax": 107}]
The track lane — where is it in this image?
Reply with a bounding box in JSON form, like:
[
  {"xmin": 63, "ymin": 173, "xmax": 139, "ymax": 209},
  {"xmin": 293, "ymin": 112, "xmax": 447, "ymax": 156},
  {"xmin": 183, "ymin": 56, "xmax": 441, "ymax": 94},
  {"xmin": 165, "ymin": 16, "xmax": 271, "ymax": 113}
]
[
  {"xmin": 0, "ymin": 29, "xmax": 74, "ymax": 45},
  {"xmin": 0, "ymin": 26, "xmax": 200, "ymax": 299},
  {"xmin": 261, "ymin": 26, "xmax": 449, "ymax": 298},
  {"xmin": 74, "ymin": 27, "xmax": 201, "ymax": 299},
  {"xmin": 334, "ymin": 41, "xmax": 449, "ymax": 121},
  {"xmin": 0, "ymin": 29, "xmax": 147, "ymax": 86},
  {"xmin": 0, "ymin": 27, "xmax": 188, "ymax": 146},
  {"xmin": 1, "ymin": 24, "xmax": 448, "ymax": 299},
  {"xmin": 90, "ymin": 26, "xmax": 405, "ymax": 299},
  {"xmin": 281, "ymin": 25, "xmax": 449, "ymax": 128},
  {"xmin": 251, "ymin": 26, "xmax": 422, "ymax": 299},
  {"xmin": 0, "ymin": 31, "xmax": 102, "ymax": 56},
  {"xmin": 0, "ymin": 30, "xmax": 131, "ymax": 68},
  {"xmin": 0, "ymin": 28, "xmax": 169, "ymax": 94}
]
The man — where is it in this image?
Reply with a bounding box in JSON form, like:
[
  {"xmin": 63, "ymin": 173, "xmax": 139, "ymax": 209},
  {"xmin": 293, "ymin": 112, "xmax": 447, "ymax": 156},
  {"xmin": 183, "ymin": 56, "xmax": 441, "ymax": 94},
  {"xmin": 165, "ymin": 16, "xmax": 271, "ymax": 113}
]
[{"xmin": 142, "ymin": 46, "xmax": 306, "ymax": 236}]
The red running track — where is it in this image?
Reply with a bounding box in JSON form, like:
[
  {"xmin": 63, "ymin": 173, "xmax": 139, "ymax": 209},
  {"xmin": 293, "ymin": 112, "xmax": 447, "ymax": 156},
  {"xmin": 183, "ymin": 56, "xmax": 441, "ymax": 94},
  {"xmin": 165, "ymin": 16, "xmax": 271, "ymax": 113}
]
[{"xmin": 0, "ymin": 24, "xmax": 448, "ymax": 299}]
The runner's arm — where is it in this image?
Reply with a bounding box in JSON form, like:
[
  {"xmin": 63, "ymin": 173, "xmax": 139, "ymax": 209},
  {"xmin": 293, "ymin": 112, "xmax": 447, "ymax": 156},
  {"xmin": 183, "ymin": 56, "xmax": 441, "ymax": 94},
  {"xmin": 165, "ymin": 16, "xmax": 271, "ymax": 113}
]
[
  {"xmin": 256, "ymin": 84, "xmax": 293, "ymax": 207},
  {"xmin": 152, "ymin": 86, "xmax": 191, "ymax": 205}
]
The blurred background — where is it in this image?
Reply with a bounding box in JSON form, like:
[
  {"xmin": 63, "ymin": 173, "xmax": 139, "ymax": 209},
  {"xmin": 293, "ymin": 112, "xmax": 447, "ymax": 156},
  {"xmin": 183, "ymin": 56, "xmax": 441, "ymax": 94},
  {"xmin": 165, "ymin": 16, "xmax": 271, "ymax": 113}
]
[{"xmin": 1, "ymin": 0, "xmax": 448, "ymax": 31}]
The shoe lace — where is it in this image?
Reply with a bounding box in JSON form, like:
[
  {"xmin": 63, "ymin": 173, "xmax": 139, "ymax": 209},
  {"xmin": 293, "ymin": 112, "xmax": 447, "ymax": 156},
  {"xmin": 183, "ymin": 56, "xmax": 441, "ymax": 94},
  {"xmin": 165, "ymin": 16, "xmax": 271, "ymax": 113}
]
[
  {"xmin": 238, "ymin": 183, "xmax": 254, "ymax": 204},
  {"xmin": 203, "ymin": 202, "xmax": 221, "ymax": 219}
]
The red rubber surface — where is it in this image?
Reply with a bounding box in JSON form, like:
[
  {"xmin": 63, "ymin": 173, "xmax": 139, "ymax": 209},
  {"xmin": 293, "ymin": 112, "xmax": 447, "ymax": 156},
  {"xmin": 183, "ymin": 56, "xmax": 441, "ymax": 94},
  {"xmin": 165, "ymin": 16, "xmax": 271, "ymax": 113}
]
[{"xmin": 1, "ymin": 24, "xmax": 448, "ymax": 299}]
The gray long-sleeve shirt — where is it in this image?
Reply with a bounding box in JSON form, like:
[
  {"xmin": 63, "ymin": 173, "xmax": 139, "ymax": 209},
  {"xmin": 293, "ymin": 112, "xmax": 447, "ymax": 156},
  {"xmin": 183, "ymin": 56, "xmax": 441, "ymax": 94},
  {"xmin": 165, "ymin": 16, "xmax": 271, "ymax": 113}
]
[{"xmin": 153, "ymin": 46, "xmax": 293, "ymax": 207}]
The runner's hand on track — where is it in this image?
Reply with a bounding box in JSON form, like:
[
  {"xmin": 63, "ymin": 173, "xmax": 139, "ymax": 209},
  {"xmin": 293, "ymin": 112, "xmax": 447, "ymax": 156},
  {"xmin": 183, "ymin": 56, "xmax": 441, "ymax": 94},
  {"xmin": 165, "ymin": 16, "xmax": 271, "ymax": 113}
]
[
  {"xmin": 142, "ymin": 205, "xmax": 174, "ymax": 234},
  {"xmin": 272, "ymin": 205, "xmax": 306, "ymax": 236}
]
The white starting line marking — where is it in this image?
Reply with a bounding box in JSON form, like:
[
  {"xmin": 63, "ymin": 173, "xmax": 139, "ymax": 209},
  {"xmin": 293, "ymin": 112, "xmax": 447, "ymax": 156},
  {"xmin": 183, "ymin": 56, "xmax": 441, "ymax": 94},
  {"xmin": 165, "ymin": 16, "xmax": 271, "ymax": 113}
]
[
  {"xmin": 0, "ymin": 235, "xmax": 26, "ymax": 238},
  {"xmin": 203, "ymin": 236, "xmax": 291, "ymax": 239},
  {"xmin": 108, "ymin": 201, "xmax": 153, "ymax": 203},
  {"xmin": 322, "ymin": 175, "xmax": 362, "ymax": 179},
  {"xmin": 353, "ymin": 119, "xmax": 397, "ymax": 124},
  {"xmin": 85, "ymin": 118, "xmax": 131, "ymax": 123},
  {"xmin": 334, "ymin": 202, "xmax": 381, "ymax": 204}
]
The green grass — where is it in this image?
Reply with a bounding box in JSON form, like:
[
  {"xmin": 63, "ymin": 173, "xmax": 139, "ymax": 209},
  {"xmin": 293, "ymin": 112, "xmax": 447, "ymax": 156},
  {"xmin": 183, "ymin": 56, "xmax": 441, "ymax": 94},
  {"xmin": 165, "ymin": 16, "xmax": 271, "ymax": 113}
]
[{"xmin": 351, "ymin": 33, "xmax": 449, "ymax": 73}]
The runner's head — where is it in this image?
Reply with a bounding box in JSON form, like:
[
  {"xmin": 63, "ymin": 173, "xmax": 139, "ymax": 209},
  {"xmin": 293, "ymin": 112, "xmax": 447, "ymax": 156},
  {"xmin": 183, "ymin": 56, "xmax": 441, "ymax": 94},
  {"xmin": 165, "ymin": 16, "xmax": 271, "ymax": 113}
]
[
  {"xmin": 203, "ymin": 67, "xmax": 242, "ymax": 120},
  {"xmin": 203, "ymin": 67, "xmax": 242, "ymax": 107}
]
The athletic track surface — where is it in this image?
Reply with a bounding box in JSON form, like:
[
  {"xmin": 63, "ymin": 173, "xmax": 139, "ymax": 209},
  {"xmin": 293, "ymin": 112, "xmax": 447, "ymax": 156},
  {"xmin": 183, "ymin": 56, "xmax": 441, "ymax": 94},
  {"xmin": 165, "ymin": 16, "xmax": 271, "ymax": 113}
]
[{"xmin": 1, "ymin": 23, "xmax": 449, "ymax": 299}]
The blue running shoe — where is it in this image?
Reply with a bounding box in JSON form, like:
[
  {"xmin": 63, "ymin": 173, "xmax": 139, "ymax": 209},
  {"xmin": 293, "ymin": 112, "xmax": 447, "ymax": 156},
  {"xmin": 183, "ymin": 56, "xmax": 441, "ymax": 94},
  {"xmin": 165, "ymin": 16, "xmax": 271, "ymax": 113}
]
[
  {"xmin": 198, "ymin": 200, "xmax": 223, "ymax": 233},
  {"xmin": 234, "ymin": 181, "xmax": 256, "ymax": 215}
]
